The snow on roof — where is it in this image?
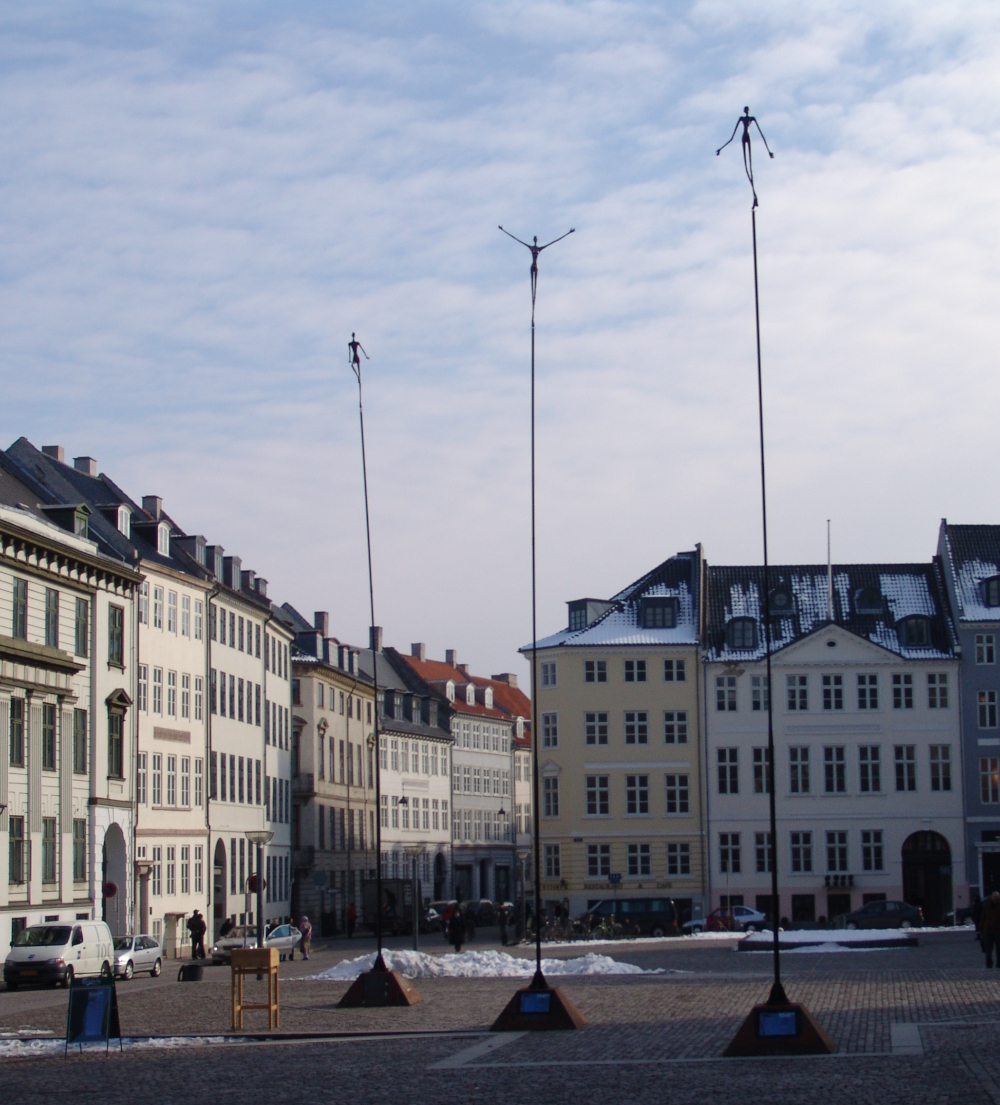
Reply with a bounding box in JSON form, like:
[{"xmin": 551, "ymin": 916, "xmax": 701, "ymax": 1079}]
[{"xmin": 940, "ymin": 525, "xmax": 1000, "ymax": 623}]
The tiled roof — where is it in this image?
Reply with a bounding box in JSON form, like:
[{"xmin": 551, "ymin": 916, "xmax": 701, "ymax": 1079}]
[
  {"xmin": 704, "ymin": 562, "xmax": 957, "ymax": 662},
  {"xmin": 395, "ymin": 652, "xmax": 521, "ymax": 723},
  {"xmin": 941, "ymin": 524, "xmax": 1000, "ymax": 623}
]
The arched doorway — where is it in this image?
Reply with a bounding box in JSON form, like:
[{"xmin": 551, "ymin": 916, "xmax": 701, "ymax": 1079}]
[
  {"xmin": 213, "ymin": 839, "xmax": 227, "ymax": 939},
  {"xmin": 902, "ymin": 831, "xmax": 952, "ymax": 924},
  {"xmin": 434, "ymin": 852, "xmax": 446, "ymax": 900},
  {"xmin": 102, "ymin": 824, "xmax": 127, "ymax": 937}
]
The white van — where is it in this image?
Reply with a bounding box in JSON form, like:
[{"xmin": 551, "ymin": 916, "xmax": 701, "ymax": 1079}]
[{"xmin": 3, "ymin": 921, "xmax": 115, "ymax": 990}]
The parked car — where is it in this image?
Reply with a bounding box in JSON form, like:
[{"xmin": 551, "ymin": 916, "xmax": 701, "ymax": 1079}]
[
  {"xmin": 4, "ymin": 921, "xmax": 115, "ymax": 990},
  {"xmin": 112, "ymin": 935, "xmax": 163, "ymax": 980},
  {"xmin": 209, "ymin": 924, "xmax": 301, "ymax": 964},
  {"xmin": 582, "ymin": 897, "xmax": 678, "ymax": 937},
  {"xmin": 703, "ymin": 905, "xmax": 768, "ymax": 932},
  {"xmin": 842, "ymin": 900, "xmax": 923, "ymax": 930}
]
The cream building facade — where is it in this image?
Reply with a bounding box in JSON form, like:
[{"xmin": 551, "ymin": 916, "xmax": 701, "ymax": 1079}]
[{"xmin": 530, "ymin": 550, "xmax": 707, "ymax": 923}]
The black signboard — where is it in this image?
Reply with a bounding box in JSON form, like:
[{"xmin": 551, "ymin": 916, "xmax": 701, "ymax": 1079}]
[{"xmin": 65, "ymin": 975, "xmax": 122, "ymax": 1055}]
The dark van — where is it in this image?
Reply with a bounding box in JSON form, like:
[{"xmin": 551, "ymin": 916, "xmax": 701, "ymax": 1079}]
[{"xmin": 586, "ymin": 897, "xmax": 678, "ymax": 936}]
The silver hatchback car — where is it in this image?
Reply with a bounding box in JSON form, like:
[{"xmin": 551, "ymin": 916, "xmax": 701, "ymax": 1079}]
[{"xmin": 113, "ymin": 935, "xmax": 163, "ymax": 980}]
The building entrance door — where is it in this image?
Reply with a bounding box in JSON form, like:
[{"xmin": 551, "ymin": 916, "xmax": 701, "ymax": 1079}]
[
  {"xmin": 902, "ymin": 831, "xmax": 952, "ymax": 924},
  {"xmin": 213, "ymin": 838, "xmax": 227, "ymax": 938}
]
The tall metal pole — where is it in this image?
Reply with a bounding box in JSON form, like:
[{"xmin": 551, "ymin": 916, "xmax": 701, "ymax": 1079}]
[
  {"xmin": 717, "ymin": 109, "xmax": 786, "ymax": 1005},
  {"xmin": 349, "ymin": 334, "xmax": 386, "ymax": 972},
  {"xmin": 499, "ymin": 226, "xmax": 574, "ymax": 989}
]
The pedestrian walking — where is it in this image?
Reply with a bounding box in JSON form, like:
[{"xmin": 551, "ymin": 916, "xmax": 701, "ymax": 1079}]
[
  {"xmin": 972, "ymin": 893, "xmax": 984, "ymax": 947},
  {"xmin": 979, "ymin": 891, "xmax": 1000, "ymax": 967},
  {"xmin": 186, "ymin": 910, "xmax": 207, "ymax": 960},
  {"xmin": 298, "ymin": 915, "xmax": 313, "ymax": 960},
  {"xmin": 448, "ymin": 909, "xmax": 467, "ymax": 954},
  {"xmin": 499, "ymin": 907, "xmax": 509, "ymax": 946},
  {"xmin": 346, "ymin": 903, "xmax": 357, "ymax": 939}
]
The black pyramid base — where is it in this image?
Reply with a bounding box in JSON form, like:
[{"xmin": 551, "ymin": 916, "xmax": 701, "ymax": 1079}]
[
  {"xmin": 490, "ymin": 985, "xmax": 587, "ymax": 1032},
  {"xmin": 337, "ymin": 969, "xmax": 423, "ymax": 1008},
  {"xmin": 723, "ymin": 1001, "xmax": 836, "ymax": 1056}
]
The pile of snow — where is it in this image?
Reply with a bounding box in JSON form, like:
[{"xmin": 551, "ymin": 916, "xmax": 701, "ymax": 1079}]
[
  {"xmin": 0, "ymin": 1036, "xmax": 234, "ymax": 1060},
  {"xmin": 785, "ymin": 942, "xmax": 879, "ymax": 954},
  {"xmin": 304, "ymin": 948, "xmax": 657, "ymax": 981},
  {"xmin": 742, "ymin": 928, "xmax": 913, "ymax": 946}
]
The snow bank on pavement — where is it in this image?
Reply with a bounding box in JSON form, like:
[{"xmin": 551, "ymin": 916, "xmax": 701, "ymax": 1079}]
[
  {"xmin": 304, "ymin": 948, "xmax": 658, "ymax": 981},
  {"xmin": 785, "ymin": 942, "xmax": 879, "ymax": 954},
  {"xmin": 742, "ymin": 928, "xmax": 913, "ymax": 946},
  {"xmin": 0, "ymin": 1036, "xmax": 233, "ymax": 1060}
]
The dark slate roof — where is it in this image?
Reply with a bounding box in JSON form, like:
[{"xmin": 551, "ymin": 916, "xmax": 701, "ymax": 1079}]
[
  {"xmin": 530, "ymin": 548, "xmax": 703, "ymax": 650},
  {"xmin": 940, "ymin": 524, "xmax": 1000, "ymax": 623},
  {"xmin": 704, "ymin": 561, "xmax": 957, "ymax": 662}
]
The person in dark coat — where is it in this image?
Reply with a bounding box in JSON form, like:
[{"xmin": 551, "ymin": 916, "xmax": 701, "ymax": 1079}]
[
  {"xmin": 979, "ymin": 891, "xmax": 1000, "ymax": 967},
  {"xmin": 186, "ymin": 911, "xmax": 207, "ymax": 959},
  {"xmin": 448, "ymin": 909, "xmax": 467, "ymax": 954}
]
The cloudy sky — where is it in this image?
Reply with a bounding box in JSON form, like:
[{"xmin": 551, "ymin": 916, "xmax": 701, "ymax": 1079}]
[{"xmin": 3, "ymin": 1, "xmax": 1000, "ymax": 679}]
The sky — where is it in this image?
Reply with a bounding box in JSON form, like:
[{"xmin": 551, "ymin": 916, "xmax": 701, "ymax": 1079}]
[{"xmin": 3, "ymin": 1, "xmax": 1000, "ymax": 681}]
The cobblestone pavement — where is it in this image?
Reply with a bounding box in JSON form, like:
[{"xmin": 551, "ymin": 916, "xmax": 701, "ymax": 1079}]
[{"xmin": 3, "ymin": 932, "xmax": 1000, "ymax": 1103}]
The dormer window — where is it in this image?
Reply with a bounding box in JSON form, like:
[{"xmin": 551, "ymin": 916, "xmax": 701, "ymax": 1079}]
[
  {"xmin": 900, "ymin": 616, "xmax": 930, "ymax": 648},
  {"xmin": 855, "ymin": 587, "xmax": 883, "ymax": 615},
  {"xmin": 638, "ymin": 597, "xmax": 677, "ymax": 629},
  {"xmin": 984, "ymin": 577, "xmax": 1000, "ymax": 608},
  {"xmin": 446, "ymin": 680, "xmax": 455, "ymax": 703},
  {"xmin": 727, "ymin": 617, "xmax": 758, "ymax": 650},
  {"xmin": 74, "ymin": 510, "xmax": 89, "ymax": 538},
  {"xmin": 484, "ymin": 687, "xmax": 493, "ymax": 709},
  {"xmin": 465, "ymin": 684, "xmax": 476, "ymax": 706},
  {"xmin": 117, "ymin": 506, "xmax": 131, "ymax": 538},
  {"xmin": 568, "ymin": 602, "xmax": 588, "ymax": 632},
  {"xmin": 516, "ymin": 717, "xmax": 524, "ymax": 738},
  {"xmin": 768, "ymin": 588, "xmax": 793, "ymax": 616},
  {"xmin": 157, "ymin": 522, "xmax": 170, "ymax": 556}
]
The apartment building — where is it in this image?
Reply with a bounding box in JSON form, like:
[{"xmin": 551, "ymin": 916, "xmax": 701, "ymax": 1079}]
[
  {"xmin": 704, "ymin": 561, "xmax": 965, "ymax": 925},
  {"xmin": 937, "ymin": 523, "xmax": 1000, "ymax": 900},
  {"xmin": 529, "ymin": 550, "xmax": 707, "ymax": 922},
  {"xmin": 0, "ymin": 498, "xmax": 140, "ymax": 955}
]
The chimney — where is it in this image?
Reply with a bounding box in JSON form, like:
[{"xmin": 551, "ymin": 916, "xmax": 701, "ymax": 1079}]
[
  {"xmin": 491, "ymin": 672, "xmax": 518, "ymax": 688},
  {"xmin": 42, "ymin": 445, "xmax": 65, "ymax": 463},
  {"xmin": 314, "ymin": 611, "xmax": 329, "ymax": 636},
  {"xmin": 456, "ymin": 663, "xmax": 469, "ymax": 676},
  {"xmin": 411, "ymin": 642, "xmax": 426, "ymax": 661},
  {"xmin": 370, "ymin": 626, "xmax": 383, "ymax": 652},
  {"xmin": 74, "ymin": 456, "xmax": 97, "ymax": 477},
  {"xmin": 142, "ymin": 495, "xmax": 162, "ymax": 520},
  {"xmin": 445, "ymin": 649, "xmax": 457, "ymax": 668}
]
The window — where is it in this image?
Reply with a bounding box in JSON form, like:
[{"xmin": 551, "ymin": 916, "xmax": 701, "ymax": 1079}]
[
  {"xmin": 857, "ymin": 673, "xmax": 878, "ymax": 710},
  {"xmin": 861, "ymin": 830, "xmax": 884, "ymax": 872},
  {"xmin": 585, "ymin": 712, "xmax": 609, "ymax": 745},
  {"xmin": 585, "ymin": 660, "xmax": 607, "ymax": 683},
  {"xmin": 73, "ymin": 708, "xmax": 87, "ymax": 774},
  {"xmin": 139, "ymin": 582, "xmax": 149, "ymax": 626},
  {"xmin": 588, "ymin": 844, "xmax": 611, "ymax": 877},
  {"xmin": 716, "ymin": 676, "xmax": 737, "ymax": 712},
  {"xmin": 927, "ymin": 673, "xmax": 948, "ymax": 709},
  {"xmin": 194, "ymin": 758, "xmax": 203, "ymax": 806},
  {"xmin": 790, "ymin": 831, "xmax": 812, "ymax": 873},
  {"xmin": 194, "ymin": 676, "xmax": 203, "ymax": 721},
  {"xmin": 895, "ymin": 745, "xmax": 916, "ymax": 791},
  {"xmin": 717, "ymin": 748, "xmax": 738, "ymax": 794},
  {"xmin": 544, "ymin": 844, "xmax": 561, "ymax": 878},
  {"xmin": 73, "ymin": 820, "xmax": 87, "ymax": 881},
  {"xmin": 986, "ymin": 577, "xmax": 1000, "ymax": 607},
  {"xmin": 859, "ymin": 746, "xmax": 881, "ymax": 793},
  {"xmin": 892, "ymin": 673, "xmax": 913, "ymax": 709},
  {"xmin": 663, "ymin": 711, "xmax": 687, "ymax": 744},
  {"xmin": 823, "ymin": 746, "xmax": 846, "ymax": 793},
  {"xmin": 624, "ymin": 711, "xmax": 648, "ymax": 744},
  {"xmin": 585, "ymin": 775, "xmax": 610, "ymax": 816},
  {"xmin": 667, "ymin": 842, "xmax": 691, "ymax": 876},
  {"xmin": 543, "ymin": 776, "xmax": 560, "ymax": 817},
  {"xmin": 153, "ymin": 587, "xmax": 163, "ymax": 630},
  {"xmin": 44, "ymin": 589, "xmax": 59, "ymax": 648},
  {"xmin": 980, "ymin": 691, "xmax": 998, "ymax": 729},
  {"xmin": 976, "ymin": 634, "xmax": 995, "ymax": 665},
  {"xmin": 755, "ymin": 831, "xmax": 772, "ymax": 874},
  {"xmin": 640, "ymin": 597, "xmax": 676, "ymax": 628},
  {"xmin": 12, "ymin": 578, "xmax": 28, "ymax": 640},
  {"xmin": 152, "ymin": 754, "xmax": 162, "ymax": 805},
  {"xmin": 981, "ymin": 758, "xmax": 1000, "ymax": 803},
  {"xmin": 181, "ymin": 757, "xmax": 190, "ymax": 806},
  {"xmin": 826, "ymin": 831, "xmax": 848, "ymax": 872},
  {"xmin": 9, "ymin": 697, "xmax": 25, "ymax": 767},
  {"xmin": 627, "ymin": 843, "xmax": 651, "ymax": 876},
  {"xmin": 108, "ymin": 605, "xmax": 124, "ymax": 666},
  {"xmin": 751, "ymin": 675, "xmax": 769, "ymax": 711},
  {"xmin": 137, "ymin": 752, "xmax": 147, "ymax": 804},
  {"xmin": 166, "ymin": 846, "xmax": 176, "ymax": 895},
  {"xmin": 787, "ymin": 675, "xmax": 808, "ymax": 710},
  {"xmin": 167, "ymin": 591, "xmax": 177, "ymax": 634},
  {"xmin": 8, "ymin": 816, "xmax": 25, "ymax": 883},
  {"xmin": 719, "ymin": 832, "xmax": 740, "ymax": 873},
  {"xmin": 930, "ymin": 745, "xmax": 951, "ymax": 792},
  {"xmin": 542, "ymin": 712, "xmax": 558, "ymax": 748},
  {"xmin": 663, "ymin": 659, "xmax": 686, "ymax": 682},
  {"xmin": 901, "ymin": 617, "xmax": 930, "ymax": 647},
  {"xmin": 74, "ymin": 597, "xmax": 89, "ymax": 657},
  {"xmin": 789, "ymin": 746, "xmax": 810, "ymax": 794},
  {"xmin": 41, "ymin": 704, "xmax": 56, "ymax": 770},
  {"xmin": 167, "ymin": 671, "xmax": 177, "ymax": 717},
  {"xmin": 752, "ymin": 747, "xmax": 771, "ymax": 794},
  {"xmin": 107, "ymin": 710, "xmax": 124, "ymax": 778},
  {"xmin": 822, "ymin": 674, "xmax": 843, "ymax": 711},
  {"xmin": 181, "ymin": 595, "xmax": 190, "ymax": 637},
  {"xmin": 727, "ymin": 618, "xmax": 757, "ymax": 650},
  {"xmin": 625, "ymin": 774, "xmax": 649, "ymax": 815},
  {"xmin": 540, "ymin": 661, "xmax": 557, "ymax": 687},
  {"xmin": 665, "ymin": 773, "xmax": 689, "ymax": 814},
  {"xmin": 137, "ymin": 665, "xmax": 148, "ymax": 713},
  {"xmin": 180, "ymin": 845, "xmax": 190, "ymax": 895},
  {"xmin": 42, "ymin": 818, "xmax": 56, "ymax": 883},
  {"xmin": 194, "ymin": 599, "xmax": 203, "ymax": 641},
  {"xmin": 624, "ymin": 659, "xmax": 646, "ymax": 683},
  {"xmin": 153, "ymin": 668, "xmax": 163, "ymax": 714},
  {"xmin": 194, "ymin": 845, "xmax": 203, "ymax": 894}
]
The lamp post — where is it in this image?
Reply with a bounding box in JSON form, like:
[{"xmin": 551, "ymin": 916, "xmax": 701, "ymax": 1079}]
[
  {"xmin": 517, "ymin": 848, "xmax": 530, "ymax": 944},
  {"xmin": 404, "ymin": 844, "xmax": 424, "ymax": 953},
  {"xmin": 134, "ymin": 859, "xmax": 152, "ymax": 936},
  {"xmin": 246, "ymin": 830, "xmax": 274, "ymax": 951}
]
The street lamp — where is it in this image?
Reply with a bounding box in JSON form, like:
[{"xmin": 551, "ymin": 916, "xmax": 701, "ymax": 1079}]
[
  {"xmin": 403, "ymin": 844, "xmax": 425, "ymax": 953},
  {"xmin": 517, "ymin": 848, "xmax": 531, "ymax": 944},
  {"xmin": 246, "ymin": 830, "xmax": 274, "ymax": 952}
]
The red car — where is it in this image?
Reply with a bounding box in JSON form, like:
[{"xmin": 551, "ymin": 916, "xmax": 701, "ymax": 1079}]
[{"xmin": 705, "ymin": 907, "xmax": 742, "ymax": 932}]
